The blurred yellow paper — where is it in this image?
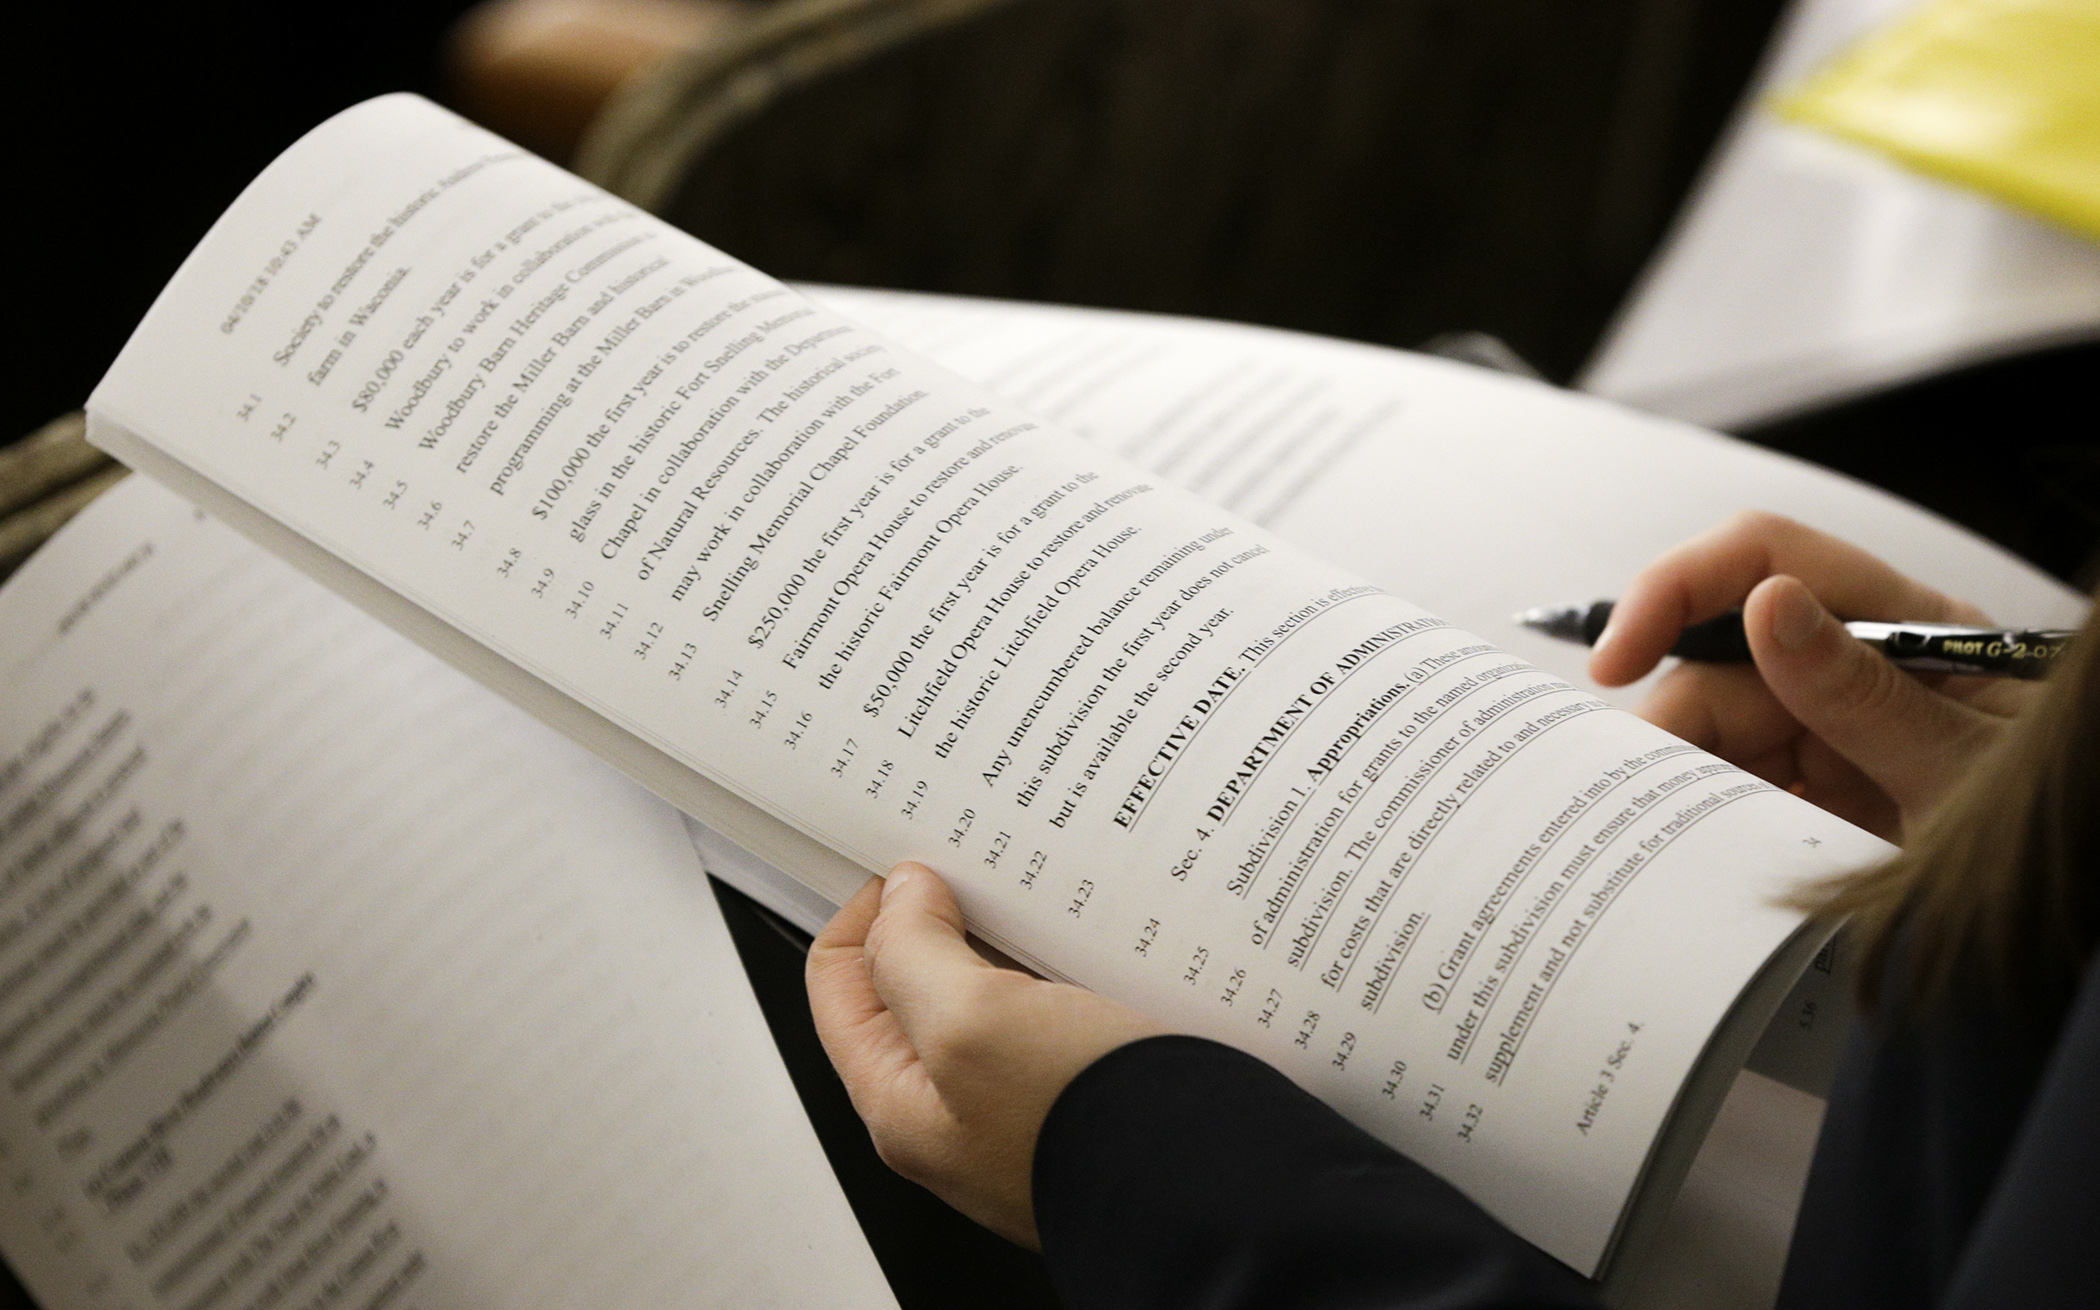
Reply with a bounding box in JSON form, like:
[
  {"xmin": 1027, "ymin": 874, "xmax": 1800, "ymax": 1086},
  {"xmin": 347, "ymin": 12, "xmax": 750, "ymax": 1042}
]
[{"xmin": 1775, "ymin": 0, "xmax": 2100, "ymax": 242}]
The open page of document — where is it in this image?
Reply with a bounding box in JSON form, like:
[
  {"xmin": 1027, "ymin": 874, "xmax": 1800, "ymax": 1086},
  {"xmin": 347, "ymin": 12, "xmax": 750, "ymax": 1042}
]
[
  {"xmin": 0, "ymin": 477, "xmax": 894, "ymax": 1310},
  {"xmin": 90, "ymin": 96, "xmax": 1898, "ymax": 1272},
  {"xmin": 804, "ymin": 285, "xmax": 2086, "ymax": 667}
]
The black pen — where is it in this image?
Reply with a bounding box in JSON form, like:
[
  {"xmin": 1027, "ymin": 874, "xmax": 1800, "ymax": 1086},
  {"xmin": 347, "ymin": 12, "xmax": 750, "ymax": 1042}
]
[{"xmin": 1515, "ymin": 600, "xmax": 2073, "ymax": 680}]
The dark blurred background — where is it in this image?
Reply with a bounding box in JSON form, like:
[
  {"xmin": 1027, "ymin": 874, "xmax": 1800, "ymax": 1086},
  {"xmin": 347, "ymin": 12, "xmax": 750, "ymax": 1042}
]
[
  {"xmin": 11, "ymin": 3, "xmax": 483, "ymax": 447},
  {"xmin": 15, "ymin": 0, "xmax": 1777, "ymax": 442},
  {"xmin": 10, "ymin": 0, "xmax": 2095, "ymax": 586},
  {"xmin": 0, "ymin": 2, "xmax": 2093, "ymax": 1306}
]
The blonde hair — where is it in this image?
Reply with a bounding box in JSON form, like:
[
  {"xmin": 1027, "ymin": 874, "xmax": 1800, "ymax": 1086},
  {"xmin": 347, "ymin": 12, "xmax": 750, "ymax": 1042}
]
[{"xmin": 1817, "ymin": 602, "xmax": 2100, "ymax": 1015}]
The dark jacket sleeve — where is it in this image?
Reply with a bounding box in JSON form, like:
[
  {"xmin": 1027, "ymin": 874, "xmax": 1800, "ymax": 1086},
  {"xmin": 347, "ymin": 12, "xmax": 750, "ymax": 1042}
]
[
  {"xmin": 1032, "ymin": 1035, "xmax": 1600, "ymax": 1310},
  {"xmin": 1778, "ymin": 956, "xmax": 2100, "ymax": 1310},
  {"xmin": 1946, "ymin": 958, "xmax": 2100, "ymax": 1309}
]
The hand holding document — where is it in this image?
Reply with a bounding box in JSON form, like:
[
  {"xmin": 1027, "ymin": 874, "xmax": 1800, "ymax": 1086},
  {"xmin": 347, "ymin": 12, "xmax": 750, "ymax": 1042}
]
[{"xmin": 0, "ymin": 91, "xmax": 2079, "ymax": 1310}]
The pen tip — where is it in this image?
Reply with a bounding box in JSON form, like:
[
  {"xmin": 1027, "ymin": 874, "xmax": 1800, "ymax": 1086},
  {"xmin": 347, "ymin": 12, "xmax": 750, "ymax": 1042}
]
[{"xmin": 1513, "ymin": 604, "xmax": 1588, "ymax": 642}]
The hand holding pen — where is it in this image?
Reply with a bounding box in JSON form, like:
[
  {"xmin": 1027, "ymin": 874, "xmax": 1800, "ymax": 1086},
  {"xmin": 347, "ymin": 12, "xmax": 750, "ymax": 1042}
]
[
  {"xmin": 1547, "ymin": 513, "xmax": 2047, "ymax": 842},
  {"xmin": 1520, "ymin": 603, "xmax": 2070, "ymax": 680}
]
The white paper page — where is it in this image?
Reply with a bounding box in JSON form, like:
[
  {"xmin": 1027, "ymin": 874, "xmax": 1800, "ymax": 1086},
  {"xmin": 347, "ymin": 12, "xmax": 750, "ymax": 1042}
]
[
  {"xmin": 0, "ymin": 478, "xmax": 893, "ymax": 1310},
  {"xmin": 683, "ymin": 818, "xmax": 836, "ymax": 937},
  {"xmin": 802, "ymin": 286, "xmax": 2087, "ymax": 666},
  {"xmin": 792, "ymin": 288, "xmax": 2078, "ymax": 1090},
  {"xmin": 91, "ymin": 96, "xmax": 1898, "ymax": 1272}
]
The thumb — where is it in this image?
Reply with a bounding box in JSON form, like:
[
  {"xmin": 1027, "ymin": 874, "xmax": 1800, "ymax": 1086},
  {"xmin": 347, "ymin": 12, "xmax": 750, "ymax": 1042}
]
[
  {"xmin": 1744, "ymin": 575, "xmax": 1993, "ymax": 811},
  {"xmin": 863, "ymin": 863, "xmax": 998, "ymax": 1051}
]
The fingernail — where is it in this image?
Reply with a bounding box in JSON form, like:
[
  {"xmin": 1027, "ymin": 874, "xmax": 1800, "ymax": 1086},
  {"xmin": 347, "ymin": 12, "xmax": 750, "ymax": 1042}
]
[
  {"xmin": 880, "ymin": 865, "xmax": 917, "ymax": 905},
  {"xmin": 1591, "ymin": 616, "xmax": 1618, "ymax": 660},
  {"xmin": 1771, "ymin": 580, "xmax": 1825, "ymax": 652}
]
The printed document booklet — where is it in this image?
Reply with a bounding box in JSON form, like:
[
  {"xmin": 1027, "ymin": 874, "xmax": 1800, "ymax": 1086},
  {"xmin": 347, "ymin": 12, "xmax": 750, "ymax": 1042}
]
[{"xmin": 2, "ymin": 93, "xmax": 2077, "ymax": 1308}]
